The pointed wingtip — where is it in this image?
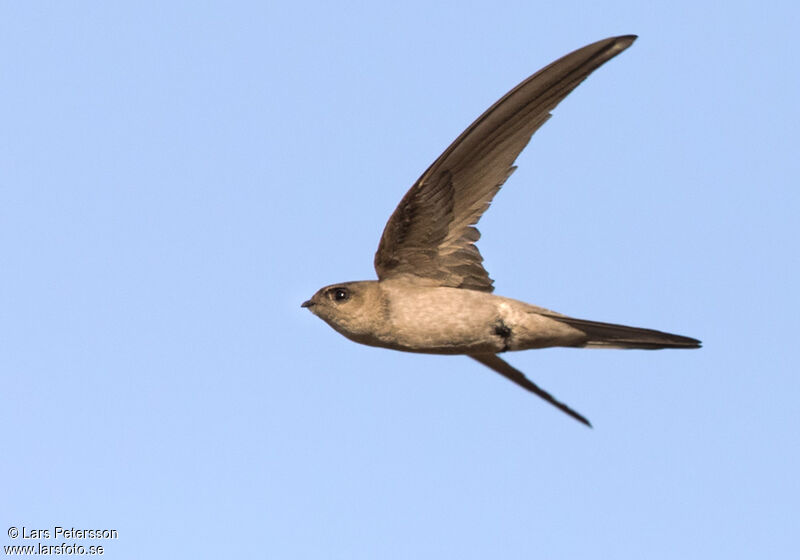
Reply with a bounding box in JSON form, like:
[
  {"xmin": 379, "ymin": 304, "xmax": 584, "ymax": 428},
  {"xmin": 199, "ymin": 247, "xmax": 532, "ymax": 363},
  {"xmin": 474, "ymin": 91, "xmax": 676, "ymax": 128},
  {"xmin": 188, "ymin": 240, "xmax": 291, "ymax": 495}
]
[
  {"xmin": 469, "ymin": 354, "xmax": 594, "ymax": 428},
  {"xmin": 559, "ymin": 401, "xmax": 593, "ymax": 428},
  {"xmin": 606, "ymin": 34, "xmax": 637, "ymax": 56}
]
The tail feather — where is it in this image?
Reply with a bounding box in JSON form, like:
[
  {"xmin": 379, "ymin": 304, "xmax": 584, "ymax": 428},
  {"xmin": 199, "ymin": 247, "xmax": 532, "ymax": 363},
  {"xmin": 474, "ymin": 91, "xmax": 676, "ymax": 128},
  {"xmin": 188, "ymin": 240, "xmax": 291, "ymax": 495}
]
[{"xmin": 546, "ymin": 315, "xmax": 701, "ymax": 349}]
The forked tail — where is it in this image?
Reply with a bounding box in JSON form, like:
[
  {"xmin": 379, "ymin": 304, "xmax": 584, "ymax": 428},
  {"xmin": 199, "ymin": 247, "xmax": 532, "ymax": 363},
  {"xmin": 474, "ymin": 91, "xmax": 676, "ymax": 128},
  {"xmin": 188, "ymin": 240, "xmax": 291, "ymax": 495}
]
[{"xmin": 548, "ymin": 315, "xmax": 701, "ymax": 349}]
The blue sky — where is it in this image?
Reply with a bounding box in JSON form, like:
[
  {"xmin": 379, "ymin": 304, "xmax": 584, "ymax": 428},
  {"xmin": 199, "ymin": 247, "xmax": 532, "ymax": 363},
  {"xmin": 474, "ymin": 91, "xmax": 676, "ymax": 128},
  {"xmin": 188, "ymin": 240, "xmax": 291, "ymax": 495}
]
[{"xmin": 2, "ymin": 1, "xmax": 798, "ymax": 558}]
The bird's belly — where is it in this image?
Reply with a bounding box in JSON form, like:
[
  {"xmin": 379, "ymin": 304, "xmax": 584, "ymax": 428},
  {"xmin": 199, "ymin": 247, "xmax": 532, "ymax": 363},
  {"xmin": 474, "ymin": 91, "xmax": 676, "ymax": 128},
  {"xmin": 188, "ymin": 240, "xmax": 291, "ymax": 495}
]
[
  {"xmin": 378, "ymin": 288, "xmax": 506, "ymax": 354},
  {"xmin": 386, "ymin": 321, "xmax": 503, "ymax": 355},
  {"xmin": 383, "ymin": 324, "xmax": 503, "ymax": 354}
]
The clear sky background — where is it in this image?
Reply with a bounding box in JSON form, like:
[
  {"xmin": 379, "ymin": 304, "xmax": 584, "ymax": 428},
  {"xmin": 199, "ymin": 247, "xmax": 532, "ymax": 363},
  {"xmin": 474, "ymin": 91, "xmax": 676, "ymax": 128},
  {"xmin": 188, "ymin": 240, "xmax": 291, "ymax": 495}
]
[{"xmin": 2, "ymin": 1, "xmax": 798, "ymax": 558}]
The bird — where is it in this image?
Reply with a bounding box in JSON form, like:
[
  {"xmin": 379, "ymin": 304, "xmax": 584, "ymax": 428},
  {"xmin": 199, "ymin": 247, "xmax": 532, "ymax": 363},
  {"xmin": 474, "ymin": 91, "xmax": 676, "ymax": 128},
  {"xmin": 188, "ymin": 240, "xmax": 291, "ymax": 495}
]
[{"xmin": 301, "ymin": 35, "xmax": 700, "ymax": 427}]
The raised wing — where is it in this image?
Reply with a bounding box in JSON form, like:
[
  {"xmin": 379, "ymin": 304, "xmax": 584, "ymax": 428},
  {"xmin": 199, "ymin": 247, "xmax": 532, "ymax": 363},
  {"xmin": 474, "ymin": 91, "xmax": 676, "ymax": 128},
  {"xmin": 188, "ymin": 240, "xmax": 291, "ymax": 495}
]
[{"xmin": 374, "ymin": 35, "xmax": 636, "ymax": 291}]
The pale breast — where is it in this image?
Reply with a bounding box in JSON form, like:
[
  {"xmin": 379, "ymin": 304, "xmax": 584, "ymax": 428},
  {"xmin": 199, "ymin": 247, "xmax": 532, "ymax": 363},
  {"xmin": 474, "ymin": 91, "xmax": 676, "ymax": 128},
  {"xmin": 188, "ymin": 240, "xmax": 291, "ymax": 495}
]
[{"xmin": 381, "ymin": 286, "xmax": 506, "ymax": 354}]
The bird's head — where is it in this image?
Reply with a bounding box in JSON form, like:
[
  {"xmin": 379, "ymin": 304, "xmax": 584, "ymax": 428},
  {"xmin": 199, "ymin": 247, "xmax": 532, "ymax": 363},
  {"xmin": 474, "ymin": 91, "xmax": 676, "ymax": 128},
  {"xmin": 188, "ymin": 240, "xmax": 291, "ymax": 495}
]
[{"xmin": 301, "ymin": 281, "xmax": 383, "ymax": 340}]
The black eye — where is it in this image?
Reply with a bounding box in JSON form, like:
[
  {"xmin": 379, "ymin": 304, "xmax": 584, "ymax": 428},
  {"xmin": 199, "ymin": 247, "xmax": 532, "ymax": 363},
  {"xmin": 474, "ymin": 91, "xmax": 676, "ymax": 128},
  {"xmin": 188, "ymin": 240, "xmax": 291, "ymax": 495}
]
[{"xmin": 329, "ymin": 287, "xmax": 350, "ymax": 302}]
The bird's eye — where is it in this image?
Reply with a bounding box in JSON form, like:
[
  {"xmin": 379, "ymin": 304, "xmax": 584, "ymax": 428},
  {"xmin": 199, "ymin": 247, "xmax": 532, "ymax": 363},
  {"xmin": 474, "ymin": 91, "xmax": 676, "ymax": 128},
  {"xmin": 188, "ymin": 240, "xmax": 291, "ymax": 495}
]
[{"xmin": 328, "ymin": 287, "xmax": 350, "ymax": 302}]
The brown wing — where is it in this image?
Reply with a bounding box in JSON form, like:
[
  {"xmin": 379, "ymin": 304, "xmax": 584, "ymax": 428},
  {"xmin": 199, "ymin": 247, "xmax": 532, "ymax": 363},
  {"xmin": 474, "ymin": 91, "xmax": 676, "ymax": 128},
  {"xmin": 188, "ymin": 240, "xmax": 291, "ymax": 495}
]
[
  {"xmin": 470, "ymin": 354, "xmax": 591, "ymax": 427},
  {"xmin": 374, "ymin": 35, "xmax": 636, "ymax": 291}
]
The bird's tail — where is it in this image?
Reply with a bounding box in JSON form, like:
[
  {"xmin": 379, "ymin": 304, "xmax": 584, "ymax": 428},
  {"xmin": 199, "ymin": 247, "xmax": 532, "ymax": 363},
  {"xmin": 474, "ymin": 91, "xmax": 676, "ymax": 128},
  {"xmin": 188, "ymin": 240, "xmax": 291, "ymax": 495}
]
[{"xmin": 547, "ymin": 315, "xmax": 701, "ymax": 349}]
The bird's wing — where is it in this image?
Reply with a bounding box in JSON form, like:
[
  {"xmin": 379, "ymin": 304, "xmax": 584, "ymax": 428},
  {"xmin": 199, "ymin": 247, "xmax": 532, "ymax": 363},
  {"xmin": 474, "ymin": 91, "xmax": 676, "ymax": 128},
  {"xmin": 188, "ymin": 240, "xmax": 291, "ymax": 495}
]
[
  {"xmin": 470, "ymin": 353, "xmax": 591, "ymax": 427},
  {"xmin": 374, "ymin": 35, "xmax": 636, "ymax": 292}
]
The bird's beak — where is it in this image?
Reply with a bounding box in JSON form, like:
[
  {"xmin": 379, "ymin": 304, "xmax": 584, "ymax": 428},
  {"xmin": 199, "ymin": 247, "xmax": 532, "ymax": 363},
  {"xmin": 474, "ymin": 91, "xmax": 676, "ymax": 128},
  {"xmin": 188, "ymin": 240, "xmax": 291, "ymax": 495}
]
[{"xmin": 301, "ymin": 299, "xmax": 314, "ymax": 308}]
